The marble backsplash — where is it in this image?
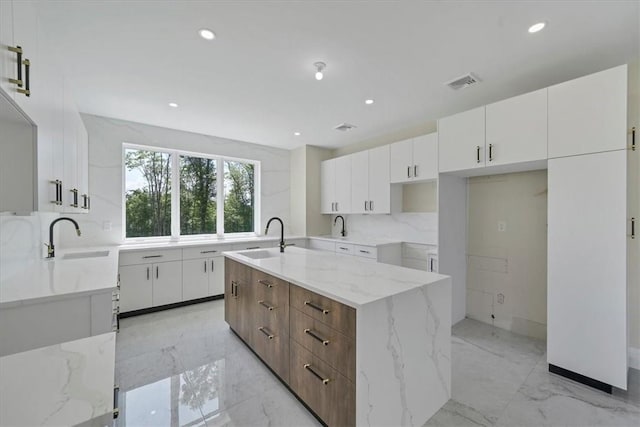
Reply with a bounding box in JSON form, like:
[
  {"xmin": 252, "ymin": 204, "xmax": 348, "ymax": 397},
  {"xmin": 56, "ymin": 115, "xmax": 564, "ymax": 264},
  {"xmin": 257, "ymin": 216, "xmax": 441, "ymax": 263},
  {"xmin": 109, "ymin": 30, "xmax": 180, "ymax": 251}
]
[{"xmin": 329, "ymin": 212, "xmax": 438, "ymax": 245}]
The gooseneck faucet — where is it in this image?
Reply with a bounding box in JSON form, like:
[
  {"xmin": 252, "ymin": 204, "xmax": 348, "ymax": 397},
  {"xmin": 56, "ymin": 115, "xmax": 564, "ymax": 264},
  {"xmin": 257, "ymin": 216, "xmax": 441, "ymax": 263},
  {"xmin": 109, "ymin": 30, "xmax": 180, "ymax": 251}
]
[
  {"xmin": 264, "ymin": 217, "xmax": 285, "ymax": 252},
  {"xmin": 46, "ymin": 217, "xmax": 81, "ymax": 258},
  {"xmin": 334, "ymin": 215, "xmax": 346, "ymax": 237}
]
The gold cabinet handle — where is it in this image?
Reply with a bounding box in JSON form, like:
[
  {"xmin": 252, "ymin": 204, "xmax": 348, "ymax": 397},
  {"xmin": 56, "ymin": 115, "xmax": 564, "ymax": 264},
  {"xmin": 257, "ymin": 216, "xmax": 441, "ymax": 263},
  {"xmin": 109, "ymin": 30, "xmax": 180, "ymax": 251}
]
[
  {"xmin": 258, "ymin": 300, "xmax": 275, "ymax": 311},
  {"xmin": 304, "ymin": 300, "xmax": 330, "ymax": 314},
  {"xmin": 258, "ymin": 279, "xmax": 273, "ymax": 288},
  {"xmin": 303, "ymin": 363, "xmax": 330, "ymax": 385},
  {"xmin": 304, "ymin": 328, "xmax": 330, "ymax": 346},
  {"xmin": 258, "ymin": 326, "xmax": 274, "ymax": 339}
]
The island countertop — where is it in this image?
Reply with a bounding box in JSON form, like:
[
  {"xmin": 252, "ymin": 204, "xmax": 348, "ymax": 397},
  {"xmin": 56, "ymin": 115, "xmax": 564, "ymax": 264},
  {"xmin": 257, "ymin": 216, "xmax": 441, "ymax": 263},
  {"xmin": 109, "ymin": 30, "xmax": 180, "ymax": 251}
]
[{"xmin": 224, "ymin": 246, "xmax": 449, "ymax": 309}]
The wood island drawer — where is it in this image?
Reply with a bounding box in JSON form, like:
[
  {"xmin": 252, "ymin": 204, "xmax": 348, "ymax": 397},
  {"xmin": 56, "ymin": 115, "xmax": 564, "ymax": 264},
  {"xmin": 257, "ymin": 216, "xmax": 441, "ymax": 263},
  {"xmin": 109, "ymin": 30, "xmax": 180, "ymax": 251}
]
[
  {"xmin": 254, "ymin": 293, "xmax": 289, "ymax": 336},
  {"xmin": 290, "ymin": 340, "xmax": 355, "ymax": 427},
  {"xmin": 253, "ymin": 270, "xmax": 289, "ymax": 304},
  {"xmin": 253, "ymin": 322, "xmax": 289, "ymax": 384},
  {"xmin": 290, "ymin": 284, "xmax": 356, "ymax": 339},
  {"xmin": 290, "ymin": 308, "xmax": 355, "ymax": 382},
  {"xmin": 119, "ymin": 248, "xmax": 182, "ymax": 266}
]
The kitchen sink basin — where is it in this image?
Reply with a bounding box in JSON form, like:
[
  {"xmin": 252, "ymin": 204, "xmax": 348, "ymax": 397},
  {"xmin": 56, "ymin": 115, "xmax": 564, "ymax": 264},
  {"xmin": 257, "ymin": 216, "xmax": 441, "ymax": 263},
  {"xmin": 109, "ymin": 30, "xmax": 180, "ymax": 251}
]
[
  {"xmin": 62, "ymin": 250, "xmax": 110, "ymax": 260},
  {"xmin": 237, "ymin": 249, "xmax": 280, "ymax": 260}
]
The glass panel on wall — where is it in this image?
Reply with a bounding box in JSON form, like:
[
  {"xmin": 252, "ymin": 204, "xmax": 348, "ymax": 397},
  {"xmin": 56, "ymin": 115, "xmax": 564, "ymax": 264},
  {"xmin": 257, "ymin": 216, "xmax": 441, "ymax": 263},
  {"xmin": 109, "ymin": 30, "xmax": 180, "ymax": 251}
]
[
  {"xmin": 124, "ymin": 148, "xmax": 172, "ymax": 237},
  {"xmin": 223, "ymin": 160, "xmax": 255, "ymax": 233},
  {"xmin": 180, "ymin": 155, "xmax": 217, "ymax": 235}
]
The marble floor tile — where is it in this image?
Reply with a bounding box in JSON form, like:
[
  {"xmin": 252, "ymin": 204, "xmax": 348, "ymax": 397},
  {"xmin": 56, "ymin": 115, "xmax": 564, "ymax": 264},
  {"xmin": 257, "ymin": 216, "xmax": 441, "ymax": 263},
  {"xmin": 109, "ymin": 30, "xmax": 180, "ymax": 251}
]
[{"xmin": 115, "ymin": 302, "xmax": 639, "ymax": 427}]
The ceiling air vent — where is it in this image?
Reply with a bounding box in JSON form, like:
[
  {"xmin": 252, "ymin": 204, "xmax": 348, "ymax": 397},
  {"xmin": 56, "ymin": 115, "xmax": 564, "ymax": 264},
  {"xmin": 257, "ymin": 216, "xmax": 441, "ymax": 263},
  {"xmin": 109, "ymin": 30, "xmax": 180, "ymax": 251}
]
[
  {"xmin": 334, "ymin": 123, "xmax": 357, "ymax": 132},
  {"xmin": 445, "ymin": 73, "xmax": 480, "ymax": 90}
]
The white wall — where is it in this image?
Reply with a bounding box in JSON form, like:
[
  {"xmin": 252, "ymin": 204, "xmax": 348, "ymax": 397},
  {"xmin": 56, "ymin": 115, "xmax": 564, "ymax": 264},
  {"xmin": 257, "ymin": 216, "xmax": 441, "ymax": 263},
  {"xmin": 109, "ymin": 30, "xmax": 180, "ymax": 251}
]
[{"xmin": 60, "ymin": 114, "xmax": 291, "ymax": 248}]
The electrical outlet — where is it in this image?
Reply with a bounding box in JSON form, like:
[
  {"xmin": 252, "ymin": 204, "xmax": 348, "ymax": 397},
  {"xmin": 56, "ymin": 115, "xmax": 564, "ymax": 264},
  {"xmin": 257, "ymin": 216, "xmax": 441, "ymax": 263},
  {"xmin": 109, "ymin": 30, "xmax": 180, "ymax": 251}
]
[
  {"xmin": 497, "ymin": 293, "xmax": 505, "ymax": 304},
  {"xmin": 498, "ymin": 221, "xmax": 507, "ymax": 232}
]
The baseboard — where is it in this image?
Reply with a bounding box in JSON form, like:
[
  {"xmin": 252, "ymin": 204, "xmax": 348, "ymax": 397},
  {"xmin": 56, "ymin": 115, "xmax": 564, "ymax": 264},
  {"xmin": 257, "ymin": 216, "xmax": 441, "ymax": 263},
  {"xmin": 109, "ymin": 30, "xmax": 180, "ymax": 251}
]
[
  {"xmin": 629, "ymin": 346, "xmax": 640, "ymax": 370},
  {"xmin": 119, "ymin": 294, "xmax": 223, "ymax": 318},
  {"xmin": 548, "ymin": 364, "xmax": 612, "ymax": 394}
]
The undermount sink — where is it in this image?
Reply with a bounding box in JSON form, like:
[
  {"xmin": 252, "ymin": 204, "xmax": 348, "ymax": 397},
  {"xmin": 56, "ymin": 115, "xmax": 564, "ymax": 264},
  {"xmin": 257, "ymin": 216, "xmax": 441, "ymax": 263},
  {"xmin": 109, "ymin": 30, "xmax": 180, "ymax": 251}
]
[
  {"xmin": 62, "ymin": 250, "xmax": 110, "ymax": 260},
  {"xmin": 237, "ymin": 249, "xmax": 280, "ymax": 260}
]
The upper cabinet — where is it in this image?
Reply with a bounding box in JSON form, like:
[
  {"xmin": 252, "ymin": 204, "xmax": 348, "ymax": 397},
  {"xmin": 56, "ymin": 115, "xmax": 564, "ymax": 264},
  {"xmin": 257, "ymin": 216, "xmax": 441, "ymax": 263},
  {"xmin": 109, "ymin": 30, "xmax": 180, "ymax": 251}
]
[
  {"xmin": 548, "ymin": 65, "xmax": 627, "ymax": 158},
  {"xmin": 351, "ymin": 145, "xmax": 390, "ymax": 214},
  {"xmin": 485, "ymin": 88, "xmax": 547, "ymax": 166},
  {"xmin": 438, "ymin": 107, "xmax": 486, "ymax": 173},
  {"xmin": 389, "ymin": 133, "xmax": 438, "ymax": 183},
  {"xmin": 320, "ymin": 155, "xmax": 351, "ymax": 214},
  {"xmin": 0, "ymin": 0, "xmax": 15, "ymax": 97}
]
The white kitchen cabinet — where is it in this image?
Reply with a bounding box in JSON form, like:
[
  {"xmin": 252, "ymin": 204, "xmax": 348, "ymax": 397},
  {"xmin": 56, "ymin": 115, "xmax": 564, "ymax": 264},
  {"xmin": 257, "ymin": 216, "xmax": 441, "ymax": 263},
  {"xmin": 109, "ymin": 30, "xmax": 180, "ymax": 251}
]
[
  {"xmin": 485, "ymin": 89, "xmax": 547, "ymax": 166},
  {"xmin": 118, "ymin": 264, "xmax": 153, "ymax": 313},
  {"xmin": 0, "ymin": 0, "xmax": 14, "ymax": 97},
  {"xmin": 10, "ymin": 0, "xmax": 38, "ymax": 119},
  {"xmin": 152, "ymin": 260, "xmax": 182, "ymax": 306},
  {"xmin": 390, "ymin": 133, "xmax": 438, "ymax": 183},
  {"xmin": 320, "ymin": 155, "xmax": 351, "ymax": 214},
  {"xmin": 351, "ymin": 145, "xmax": 390, "ymax": 214},
  {"xmin": 548, "ymin": 150, "xmax": 628, "ymax": 390},
  {"xmin": 438, "ymin": 107, "xmax": 486, "ymax": 173},
  {"xmin": 548, "ymin": 65, "xmax": 627, "ymax": 158},
  {"xmin": 182, "ymin": 246, "xmax": 227, "ymax": 300},
  {"xmin": 182, "ymin": 259, "xmax": 210, "ymax": 300}
]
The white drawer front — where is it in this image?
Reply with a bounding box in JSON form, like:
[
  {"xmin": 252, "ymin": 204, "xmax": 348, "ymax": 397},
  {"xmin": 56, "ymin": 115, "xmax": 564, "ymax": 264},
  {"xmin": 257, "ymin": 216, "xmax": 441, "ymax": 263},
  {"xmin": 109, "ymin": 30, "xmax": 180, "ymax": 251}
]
[
  {"xmin": 353, "ymin": 245, "xmax": 377, "ymax": 259},
  {"xmin": 231, "ymin": 241, "xmax": 276, "ymax": 251},
  {"xmin": 119, "ymin": 248, "xmax": 182, "ymax": 266},
  {"xmin": 335, "ymin": 243, "xmax": 355, "ymax": 255},
  {"xmin": 182, "ymin": 244, "xmax": 234, "ymax": 260},
  {"xmin": 308, "ymin": 239, "xmax": 336, "ymax": 252}
]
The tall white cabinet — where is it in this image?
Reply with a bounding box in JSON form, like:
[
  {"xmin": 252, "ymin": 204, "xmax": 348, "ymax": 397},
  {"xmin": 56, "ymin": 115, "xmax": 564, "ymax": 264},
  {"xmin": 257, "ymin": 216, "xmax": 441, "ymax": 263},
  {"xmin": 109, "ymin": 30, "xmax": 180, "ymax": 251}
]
[
  {"xmin": 320, "ymin": 155, "xmax": 351, "ymax": 214},
  {"xmin": 350, "ymin": 145, "xmax": 390, "ymax": 214}
]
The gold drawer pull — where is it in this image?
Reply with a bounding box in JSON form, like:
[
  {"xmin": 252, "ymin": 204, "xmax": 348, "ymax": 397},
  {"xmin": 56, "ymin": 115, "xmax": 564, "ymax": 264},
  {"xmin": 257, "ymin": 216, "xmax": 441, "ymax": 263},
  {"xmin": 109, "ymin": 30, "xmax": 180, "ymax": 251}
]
[
  {"xmin": 258, "ymin": 300, "xmax": 275, "ymax": 311},
  {"xmin": 258, "ymin": 326, "xmax": 274, "ymax": 339},
  {"xmin": 304, "ymin": 300, "xmax": 330, "ymax": 314},
  {"xmin": 303, "ymin": 363, "xmax": 330, "ymax": 385},
  {"xmin": 258, "ymin": 279, "xmax": 273, "ymax": 288},
  {"xmin": 304, "ymin": 328, "xmax": 330, "ymax": 346}
]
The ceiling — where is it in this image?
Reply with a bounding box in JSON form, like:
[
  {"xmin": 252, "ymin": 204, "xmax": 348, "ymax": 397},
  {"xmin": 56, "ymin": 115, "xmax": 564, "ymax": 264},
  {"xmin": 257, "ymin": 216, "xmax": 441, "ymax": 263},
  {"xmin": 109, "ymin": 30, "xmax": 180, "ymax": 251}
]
[{"xmin": 36, "ymin": 1, "xmax": 639, "ymax": 151}]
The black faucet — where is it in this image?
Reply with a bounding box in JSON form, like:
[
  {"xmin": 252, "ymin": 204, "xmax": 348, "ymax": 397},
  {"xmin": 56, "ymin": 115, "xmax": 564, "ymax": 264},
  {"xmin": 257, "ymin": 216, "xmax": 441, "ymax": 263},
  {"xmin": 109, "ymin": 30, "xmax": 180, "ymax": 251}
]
[
  {"xmin": 46, "ymin": 217, "xmax": 81, "ymax": 258},
  {"xmin": 334, "ymin": 215, "xmax": 346, "ymax": 237},
  {"xmin": 264, "ymin": 217, "xmax": 286, "ymax": 252}
]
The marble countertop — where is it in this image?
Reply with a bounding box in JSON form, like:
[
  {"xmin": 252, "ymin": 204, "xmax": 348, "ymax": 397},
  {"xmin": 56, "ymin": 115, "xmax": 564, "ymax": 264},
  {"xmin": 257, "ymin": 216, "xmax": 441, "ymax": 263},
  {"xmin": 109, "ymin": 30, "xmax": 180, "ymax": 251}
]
[
  {"xmin": 119, "ymin": 235, "xmax": 306, "ymax": 251},
  {"xmin": 225, "ymin": 246, "xmax": 449, "ymax": 309},
  {"xmin": 0, "ymin": 332, "xmax": 116, "ymax": 426},
  {"xmin": 0, "ymin": 246, "xmax": 119, "ymax": 309},
  {"xmin": 308, "ymin": 235, "xmax": 401, "ymax": 247}
]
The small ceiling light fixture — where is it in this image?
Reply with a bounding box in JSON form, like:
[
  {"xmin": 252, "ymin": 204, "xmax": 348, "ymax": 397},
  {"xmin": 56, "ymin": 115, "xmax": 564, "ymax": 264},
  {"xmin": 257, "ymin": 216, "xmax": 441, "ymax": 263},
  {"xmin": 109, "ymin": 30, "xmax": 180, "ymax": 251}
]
[
  {"xmin": 528, "ymin": 22, "xmax": 546, "ymax": 33},
  {"xmin": 365, "ymin": 99, "xmax": 374, "ymax": 105},
  {"xmin": 294, "ymin": 132, "xmax": 301, "ymax": 136},
  {"xmin": 314, "ymin": 62, "xmax": 326, "ymax": 81},
  {"xmin": 198, "ymin": 28, "xmax": 216, "ymax": 40},
  {"xmin": 168, "ymin": 102, "xmax": 179, "ymax": 108}
]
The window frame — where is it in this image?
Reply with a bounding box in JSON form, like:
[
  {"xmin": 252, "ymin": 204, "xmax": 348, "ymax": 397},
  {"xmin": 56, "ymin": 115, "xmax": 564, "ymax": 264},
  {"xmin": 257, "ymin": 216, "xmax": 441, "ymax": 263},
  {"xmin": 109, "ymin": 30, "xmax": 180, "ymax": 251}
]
[{"xmin": 122, "ymin": 143, "xmax": 261, "ymax": 242}]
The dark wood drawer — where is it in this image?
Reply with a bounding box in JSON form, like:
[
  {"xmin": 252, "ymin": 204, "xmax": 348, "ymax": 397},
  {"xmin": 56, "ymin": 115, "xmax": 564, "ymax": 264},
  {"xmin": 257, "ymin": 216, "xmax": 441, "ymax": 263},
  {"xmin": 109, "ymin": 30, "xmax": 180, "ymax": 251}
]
[
  {"xmin": 290, "ymin": 284, "xmax": 356, "ymax": 339},
  {"xmin": 254, "ymin": 294, "xmax": 289, "ymax": 337},
  {"xmin": 290, "ymin": 307, "xmax": 355, "ymax": 382},
  {"xmin": 253, "ymin": 270, "xmax": 289, "ymax": 306},
  {"xmin": 290, "ymin": 340, "xmax": 355, "ymax": 427},
  {"xmin": 253, "ymin": 323, "xmax": 289, "ymax": 384}
]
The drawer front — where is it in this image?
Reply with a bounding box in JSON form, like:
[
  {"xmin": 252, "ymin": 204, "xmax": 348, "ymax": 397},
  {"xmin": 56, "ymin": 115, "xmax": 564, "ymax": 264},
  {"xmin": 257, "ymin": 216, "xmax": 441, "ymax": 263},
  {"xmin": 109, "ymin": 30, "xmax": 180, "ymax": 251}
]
[
  {"xmin": 307, "ymin": 239, "xmax": 335, "ymax": 252},
  {"xmin": 182, "ymin": 244, "xmax": 233, "ymax": 260},
  {"xmin": 253, "ymin": 322, "xmax": 290, "ymax": 384},
  {"xmin": 254, "ymin": 293, "xmax": 289, "ymax": 336},
  {"xmin": 289, "ymin": 340, "xmax": 355, "ymax": 427},
  {"xmin": 119, "ymin": 248, "xmax": 182, "ymax": 266},
  {"xmin": 353, "ymin": 244, "xmax": 377, "ymax": 259},
  {"xmin": 334, "ymin": 242, "xmax": 354, "ymax": 255},
  {"xmin": 290, "ymin": 308, "xmax": 355, "ymax": 382},
  {"xmin": 232, "ymin": 241, "xmax": 275, "ymax": 251},
  {"xmin": 290, "ymin": 284, "xmax": 356, "ymax": 339},
  {"xmin": 253, "ymin": 270, "xmax": 289, "ymax": 305}
]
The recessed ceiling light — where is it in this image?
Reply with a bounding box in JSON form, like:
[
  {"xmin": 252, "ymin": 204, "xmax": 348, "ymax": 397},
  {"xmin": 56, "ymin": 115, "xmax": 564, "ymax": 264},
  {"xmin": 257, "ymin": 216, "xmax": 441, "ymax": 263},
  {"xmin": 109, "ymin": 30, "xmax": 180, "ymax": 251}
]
[
  {"xmin": 528, "ymin": 22, "xmax": 546, "ymax": 33},
  {"xmin": 365, "ymin": 99, "xmax": 374, "ymax": 105},
  {"xmin": 314, "ymin": 62, "xmax": 326, "ymax": 81},
  {"xmin": 198, "ymin": 28, "xmax": 216, "ymax": 40},
  {"xmin": 168, "ymin": 102, "xmax": 178, "ymax": 108},
  {"xmin": 294, "ymin": 132, "xmax": 301, "ymax": 136}
]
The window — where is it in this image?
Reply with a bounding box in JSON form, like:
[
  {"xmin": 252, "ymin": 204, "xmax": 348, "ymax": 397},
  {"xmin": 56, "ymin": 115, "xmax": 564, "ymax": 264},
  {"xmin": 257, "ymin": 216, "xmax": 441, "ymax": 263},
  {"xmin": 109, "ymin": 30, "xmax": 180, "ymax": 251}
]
[{"xmin": 124, "ymin": 145, "xmax": 259, "ymax": 240}]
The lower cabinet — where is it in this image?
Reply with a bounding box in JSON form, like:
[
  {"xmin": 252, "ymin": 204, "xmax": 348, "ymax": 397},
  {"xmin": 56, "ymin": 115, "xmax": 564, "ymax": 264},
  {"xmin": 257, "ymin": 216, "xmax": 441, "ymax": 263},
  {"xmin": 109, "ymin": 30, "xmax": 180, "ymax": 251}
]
[
  {"xmin": 151, "ymin": 261, "xmax": 182, "ymax": 307},
  {"xmin": 118, "ymin": 260, "xmax": 182, "ymax": 312},
  {"xmin": 182, "ymin": 256, "xmax": 224, "ymax": 300}
]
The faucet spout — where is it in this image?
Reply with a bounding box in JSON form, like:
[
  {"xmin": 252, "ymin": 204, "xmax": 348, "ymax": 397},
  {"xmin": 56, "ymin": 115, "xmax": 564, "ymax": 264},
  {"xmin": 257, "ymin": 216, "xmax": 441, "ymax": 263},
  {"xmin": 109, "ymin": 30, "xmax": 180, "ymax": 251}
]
[
  {"xmin": 47, "ymin": 217, "xmax": 81, "ymax": 258},
  {"xmin": 334, "ymin": 215, "xmax": 346, "ymax": 237},
  {"xmin": 265, "ymin": 217, "xmax": 285, "ymax": 253}
]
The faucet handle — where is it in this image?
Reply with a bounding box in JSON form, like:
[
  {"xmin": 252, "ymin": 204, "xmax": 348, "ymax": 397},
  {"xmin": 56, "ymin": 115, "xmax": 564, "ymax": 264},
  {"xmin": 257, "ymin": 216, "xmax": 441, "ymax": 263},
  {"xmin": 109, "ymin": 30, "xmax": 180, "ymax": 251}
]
[{"xmin": 44, "ymin": 243, "xmax": 54, "ymax": 258}]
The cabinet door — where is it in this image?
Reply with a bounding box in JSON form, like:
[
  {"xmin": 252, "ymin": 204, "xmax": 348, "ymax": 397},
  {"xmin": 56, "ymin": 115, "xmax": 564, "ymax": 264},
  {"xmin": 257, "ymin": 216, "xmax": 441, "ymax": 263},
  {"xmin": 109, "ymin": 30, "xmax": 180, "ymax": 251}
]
[
  {"xmin": 209, "ymin": 256, "xmax": 224, "ymax": 296},
  {"xmin": 77, "ymin": 119, "xmax": 89, "ymax": 210},
  {"xmin": 334, "ymin": 155, "xmax": 351, "ymax": 213},
  {"xmin": 548, "ymin": 150, "xmax": 627, "ymax": 389},
  {"xmin": 320, "ymin": 159, "xmax": 335, "ymax": 214},
  {"xmin": 350, "ymin": 150, "xmax": 369, "ymax": 214},
  {"xmin": 152, "ymin": 260, "xmax": 182, "ymax": 306},
  {"xmin": 368, "ymin": 145, "xmax": 390, "ymax": 213},
  {"xmin": 119, "ymin": 264, "xmax": 153, "ymax": 313},
  {"xmin": 11, "ymin": 0, "xmax": 38, "ymax": 118},
  {"xmin": 182, "ymin": 259, "xmax": 209, "ymax": 301},
  {"xmin": 548, "ymin": 65, "xmax": 627, "ymax": 158},
  {"xmin": 438, "ymin": 106, "xmax": 485, "ymax": 173},
  {"xmin": 62, "ymin": 79, "xmax": 79, "ymax": 212},
  {"xmin": 389, "ymin": 138, "xmax": 413, "ymax": 183},
  {"xmin": 225, "ymin": 258, "xmax": 239, "ymax": 331},
  {"xmin": 486, "ymin": 89, "xmax": 547, "ymax": 167},
  {"xmin": 0, "ymin": 0, "xmax": 15, "ymax": 98},
  {"xmin": 412, "ymin": 133, "xmax": 438, "ymax": 181}
]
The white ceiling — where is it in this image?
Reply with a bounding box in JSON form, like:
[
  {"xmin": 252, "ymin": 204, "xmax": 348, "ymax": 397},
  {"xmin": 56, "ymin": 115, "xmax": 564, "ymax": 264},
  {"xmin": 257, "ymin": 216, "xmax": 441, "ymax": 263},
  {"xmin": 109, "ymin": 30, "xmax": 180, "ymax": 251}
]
[{"xmin": 36, "ymin": 1, "xmax": 639, "ymax": 150}]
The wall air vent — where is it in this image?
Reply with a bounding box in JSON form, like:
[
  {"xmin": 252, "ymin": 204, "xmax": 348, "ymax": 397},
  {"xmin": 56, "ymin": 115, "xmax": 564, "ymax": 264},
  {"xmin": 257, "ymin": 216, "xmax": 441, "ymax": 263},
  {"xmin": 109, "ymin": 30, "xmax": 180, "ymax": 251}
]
[
  {"xmin": 334, "ymin": 123, "xmax": 357, "ymax": 132},
  {"xmin": 445, "ymin": 73, "xmax": 480, "ymax": 90}
]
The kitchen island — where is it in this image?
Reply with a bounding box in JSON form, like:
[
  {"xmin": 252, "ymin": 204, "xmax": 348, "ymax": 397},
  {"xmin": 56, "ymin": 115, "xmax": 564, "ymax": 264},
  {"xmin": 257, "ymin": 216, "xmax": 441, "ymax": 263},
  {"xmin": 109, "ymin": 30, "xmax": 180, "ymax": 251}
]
[{"xmin": 224, "ymin": 246, "xmax": 451, "ymax": 426}]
